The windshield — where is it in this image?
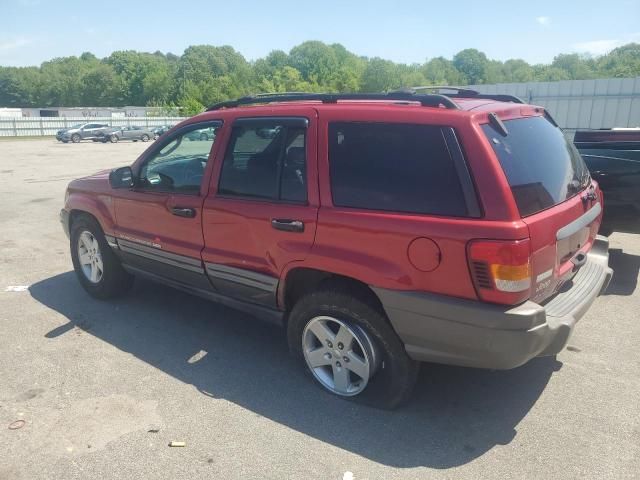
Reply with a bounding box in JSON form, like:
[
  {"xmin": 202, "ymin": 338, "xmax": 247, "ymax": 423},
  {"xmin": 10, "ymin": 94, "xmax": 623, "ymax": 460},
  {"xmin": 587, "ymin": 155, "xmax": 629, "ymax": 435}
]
[
  {"xmin": 70, "ymin": 123, "xmax": 84, "ymax": 129},
  {"xmin": 483, "ymin": 116, "xmax": 590, "ymax": 217}
]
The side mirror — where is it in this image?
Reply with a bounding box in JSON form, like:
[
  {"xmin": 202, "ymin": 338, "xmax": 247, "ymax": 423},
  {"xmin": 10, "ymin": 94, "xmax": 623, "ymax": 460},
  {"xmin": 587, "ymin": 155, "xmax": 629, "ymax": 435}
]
[{"xmin": 109, "ymin": 166, "xmax": 134, "ymax": 189}]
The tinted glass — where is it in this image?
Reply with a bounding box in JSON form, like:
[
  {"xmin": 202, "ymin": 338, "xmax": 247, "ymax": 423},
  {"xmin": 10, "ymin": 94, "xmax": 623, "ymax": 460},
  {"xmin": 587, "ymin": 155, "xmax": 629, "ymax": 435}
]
[
  {"xmin": 328, "ymin": 122, "xmax": 468, "ymax": 216},
  {"xmin": 482, "ymin": 116, "xmax": 590, "ymax": 217},
  {"xmin": 218, "ymin": 121, "xmax": 307, "ymax": 202},
  {"xmin": 139, "ymin": 124, "xmax": 219, "ymax": 193}
]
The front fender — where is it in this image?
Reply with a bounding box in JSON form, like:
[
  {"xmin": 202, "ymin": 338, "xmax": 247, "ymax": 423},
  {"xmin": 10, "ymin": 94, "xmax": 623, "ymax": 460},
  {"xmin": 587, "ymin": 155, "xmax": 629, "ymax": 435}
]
[{"xmin": 65, "ymin": 191, "xmax": 117, "ymax": 235}]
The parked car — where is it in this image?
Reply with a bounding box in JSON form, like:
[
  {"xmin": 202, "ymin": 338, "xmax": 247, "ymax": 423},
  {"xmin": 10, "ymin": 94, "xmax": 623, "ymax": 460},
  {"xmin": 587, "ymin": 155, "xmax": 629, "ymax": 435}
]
[
  {"xmin": 100, "ymin": 126, "xmax": 154, "ymax": 143},
  {"xmin": 56, "ymin": 123, "xmax": 110, "ymax": 143},
  {"xmin": 574, "ymin": 128, "xmax": 640, "ymax": 235},
  {"xmin": 60, "ymin": 91, "xmax": 613, "ymax": 409},
  {"xmin": 185, "ymin": 127, "xmax": 216, "ymax": 141},
  {"xmin": 151, "ymin": 124, "xmax": 173, "ymax": 140}
]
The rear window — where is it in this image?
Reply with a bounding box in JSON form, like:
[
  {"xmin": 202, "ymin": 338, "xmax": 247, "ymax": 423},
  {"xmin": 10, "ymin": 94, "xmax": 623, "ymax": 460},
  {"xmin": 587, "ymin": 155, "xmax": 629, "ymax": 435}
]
[
  {"xmin": 483, "ymin": 116, "xmax": 590, "ymax": 217},
  {"xmin": 328, "ymin": 122, "xmax": 468, "ymax": 216}
]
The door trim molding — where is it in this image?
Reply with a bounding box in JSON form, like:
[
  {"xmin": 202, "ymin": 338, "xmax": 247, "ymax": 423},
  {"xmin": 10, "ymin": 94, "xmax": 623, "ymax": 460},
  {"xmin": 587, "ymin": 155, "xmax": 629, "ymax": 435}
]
[
  {"xmin": 205, "ymin": 263, "xmax": 278, "ymax": 293},
  {"xmin": 118, "ymin": 238, "xmax": 204, "ymax": 274}
]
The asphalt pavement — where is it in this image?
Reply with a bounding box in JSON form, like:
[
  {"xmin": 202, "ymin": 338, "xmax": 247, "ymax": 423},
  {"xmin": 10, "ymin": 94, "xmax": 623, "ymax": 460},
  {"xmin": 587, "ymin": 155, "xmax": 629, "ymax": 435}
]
[{"xmin": 0, "ymin": 139, "xmax": 638, "ymax": 479}]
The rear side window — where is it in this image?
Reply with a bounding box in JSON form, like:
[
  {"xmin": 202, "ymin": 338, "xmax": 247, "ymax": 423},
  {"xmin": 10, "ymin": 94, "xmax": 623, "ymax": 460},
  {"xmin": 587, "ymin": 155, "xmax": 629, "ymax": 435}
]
[
  {"xmin": 218, "ymin": 119, "xmax": 307, "ymax": 202},
  {"xmin": 328, "ymin": 122, "xmax": 468, "ymax": 216},
  {"xmin": 482, "ymin": 116, "xmax": 590, "ymax": 217}
]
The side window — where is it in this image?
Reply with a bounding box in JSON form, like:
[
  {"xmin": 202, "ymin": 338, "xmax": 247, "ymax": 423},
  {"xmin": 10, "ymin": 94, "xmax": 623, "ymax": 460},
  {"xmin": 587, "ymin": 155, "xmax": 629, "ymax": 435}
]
[
  {"xmin": 328, "ymin": 122, "xmax": 468, "ymax": 216},
  {"xmin": 138, "ymin": 123, "xmax": 220, "ymax": 193},
  {"xmin": 218, "ymin": 119, "xmax": 307, "ymax": 202}
]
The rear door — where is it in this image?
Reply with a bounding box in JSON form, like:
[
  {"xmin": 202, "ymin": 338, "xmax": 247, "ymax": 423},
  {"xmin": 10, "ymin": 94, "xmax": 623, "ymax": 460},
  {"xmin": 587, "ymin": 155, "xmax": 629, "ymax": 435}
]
[
  {"xmin": 482, "ymin": 115, "xmax": 601, "ymax": 303},
  {"xmin": 81, "ymin": 123, "xmax": 101, "ymax": 139},
  {"xmin": 201, "ymin": 110, "xmax": 319, "ymax": 309}
]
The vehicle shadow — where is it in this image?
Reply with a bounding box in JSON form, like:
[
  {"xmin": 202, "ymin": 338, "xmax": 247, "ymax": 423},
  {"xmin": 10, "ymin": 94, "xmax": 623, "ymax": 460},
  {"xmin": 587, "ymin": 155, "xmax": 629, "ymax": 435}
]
[
  {"xmin": 604, "ymin": 248, "xmax": 640, "ymax": 296},
  {"xmin": 31, "ymin": 272, "xmax": 560, "ymax": 469}
]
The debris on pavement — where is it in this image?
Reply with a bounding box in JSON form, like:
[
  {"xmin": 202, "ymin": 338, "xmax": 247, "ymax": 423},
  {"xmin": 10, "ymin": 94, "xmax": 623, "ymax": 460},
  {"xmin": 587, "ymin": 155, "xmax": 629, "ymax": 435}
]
[
  {"xmin": 8, "ymin": 420, "xmax": 26, "ymax": 430},
  {"xmin": 168, "ymin": 441, "xmax": 186, "ymax": 447},
  {"xmin": 4, "ymin": 285, "xmax": 29, "ymax": 292}
]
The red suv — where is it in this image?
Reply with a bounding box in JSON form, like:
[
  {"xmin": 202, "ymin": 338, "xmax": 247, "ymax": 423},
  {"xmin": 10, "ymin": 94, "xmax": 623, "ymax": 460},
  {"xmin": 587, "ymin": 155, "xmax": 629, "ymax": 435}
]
[{"xmin": 60, "ymin": 90, "xmax": 613, "ymax": 409}]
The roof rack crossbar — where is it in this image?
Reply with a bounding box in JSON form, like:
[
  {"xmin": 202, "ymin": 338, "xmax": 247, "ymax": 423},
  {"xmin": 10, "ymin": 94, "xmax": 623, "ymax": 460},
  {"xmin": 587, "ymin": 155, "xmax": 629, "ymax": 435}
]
[
  {"xmin": 393, "ymin": 85, "xmax": 525, "ymax": 104},
  {"xmin": 392, "ymin": 85, "xmax": 481, "ymax": 95},
  {"xmin": 206, "ymin": 92, "xmax": 461, "ymax": 111},
  {"xmin": 445, "ymin": 92, "xmax": 525, "ymax": 104}
]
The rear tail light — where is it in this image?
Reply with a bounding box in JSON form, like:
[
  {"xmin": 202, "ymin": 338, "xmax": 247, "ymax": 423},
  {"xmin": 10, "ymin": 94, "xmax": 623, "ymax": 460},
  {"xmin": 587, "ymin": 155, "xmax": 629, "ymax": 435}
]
[{"xmin": 468, "ymin": 239, "xmax": 532, "ymax": 305}]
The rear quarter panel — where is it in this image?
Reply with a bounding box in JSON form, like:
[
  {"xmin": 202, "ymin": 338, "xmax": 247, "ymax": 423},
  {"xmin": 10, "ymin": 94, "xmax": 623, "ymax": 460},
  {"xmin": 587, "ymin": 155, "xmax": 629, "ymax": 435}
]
[{"xmin": 312, "ymin": 106, "xmax": 527, "ymax": 300}]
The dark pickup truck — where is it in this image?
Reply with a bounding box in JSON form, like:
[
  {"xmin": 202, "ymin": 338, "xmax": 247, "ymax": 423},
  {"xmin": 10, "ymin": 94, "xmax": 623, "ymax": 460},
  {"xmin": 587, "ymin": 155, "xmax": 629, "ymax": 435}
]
[{"xmin": 575, "ymin": 128, "xmax": 640, "ymax": 235}]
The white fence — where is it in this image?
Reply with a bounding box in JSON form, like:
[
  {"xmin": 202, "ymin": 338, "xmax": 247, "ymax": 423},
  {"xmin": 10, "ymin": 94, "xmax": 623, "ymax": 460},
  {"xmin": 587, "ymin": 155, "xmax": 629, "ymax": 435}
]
[{"xmin": 0, "ymin": 116, "xmax": 187, "ymax": 137}]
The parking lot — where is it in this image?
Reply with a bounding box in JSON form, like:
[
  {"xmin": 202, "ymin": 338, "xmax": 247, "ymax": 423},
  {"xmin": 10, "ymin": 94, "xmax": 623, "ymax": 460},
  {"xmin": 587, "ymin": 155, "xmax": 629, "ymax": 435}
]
[{"xmin": 0, "ymin": 138, "xmax": 638, "ymax": 479}]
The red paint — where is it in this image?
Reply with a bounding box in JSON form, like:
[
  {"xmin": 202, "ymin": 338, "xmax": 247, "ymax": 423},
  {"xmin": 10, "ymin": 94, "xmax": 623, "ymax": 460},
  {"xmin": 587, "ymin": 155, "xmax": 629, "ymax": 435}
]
[
  {"xmin": 63, "ymin": 98, "xmax": 602, "ymax": 308},
  {"xmin": 407, "ymin": 237, "xmax": 441, "ymax": 272}
]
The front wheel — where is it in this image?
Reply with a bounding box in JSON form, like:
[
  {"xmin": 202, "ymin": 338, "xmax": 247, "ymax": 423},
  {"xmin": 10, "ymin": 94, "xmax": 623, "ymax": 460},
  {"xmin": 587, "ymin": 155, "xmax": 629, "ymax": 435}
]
[
  {"xmin": 109, "ymin": 135, "xmax": 119, "ymax": 143},
  {"xmin": 71, "ymin": 133, "xmax": 80, "ymax": 143},
  {"xmin": 141, "ymin": 134, "xmax": 149, "ymax": 142},
  {"xmin": 70, "ymin": 215, "xmax": 133, "ymax": 299},
  {"xmin": 287, "ymin": 287, "xmax": 419, "ymax": 409}
]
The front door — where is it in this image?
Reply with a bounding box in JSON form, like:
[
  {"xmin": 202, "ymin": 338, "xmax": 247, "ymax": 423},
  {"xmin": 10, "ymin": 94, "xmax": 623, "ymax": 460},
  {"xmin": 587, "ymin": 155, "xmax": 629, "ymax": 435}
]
[
  {"xmin": 202, "ymin": 111, "xmax": 319, "ymax": 308},
  {"xmin": 112, "ymin": 121, "xmax": 223, "ymax": 292}
]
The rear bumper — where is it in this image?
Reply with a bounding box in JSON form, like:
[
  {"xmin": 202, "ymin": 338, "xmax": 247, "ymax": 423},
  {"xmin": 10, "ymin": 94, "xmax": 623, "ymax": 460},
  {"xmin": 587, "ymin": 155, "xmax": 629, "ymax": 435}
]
[{"xmin": 373, "ymin": 235, "xmax": 613, "ymax": 370}]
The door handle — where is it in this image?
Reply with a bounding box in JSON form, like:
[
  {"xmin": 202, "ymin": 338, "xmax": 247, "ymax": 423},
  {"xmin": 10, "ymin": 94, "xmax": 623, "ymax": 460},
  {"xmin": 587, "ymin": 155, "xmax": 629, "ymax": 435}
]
[
  {"xmin": 170, "ymin": 207, "xmax": 196, "ymax": 218},
  {"xmin": 271, "ymin": 218, "xmax": 304, "ymax": 232}
]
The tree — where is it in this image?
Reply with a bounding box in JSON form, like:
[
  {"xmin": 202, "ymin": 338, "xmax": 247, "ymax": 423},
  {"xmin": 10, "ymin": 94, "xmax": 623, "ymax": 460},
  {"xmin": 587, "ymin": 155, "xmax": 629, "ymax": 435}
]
[
  {"xmin": 422, "ymin": 57, "xmax": 463, "ymax": 85},
  {"xmin": 453, "ymin": 48, "xmax": 489, "ymax": 84},
  {"xmin": 551, "ymin": 53, "xmax": 596, "ymax": 79},
  {"xmin": 1, "ymin": 42, "xmax": 639, "ymax": 109},
  {"xmin": 597, "ymin": 43, "xmax": 640, "ymax": 77}
]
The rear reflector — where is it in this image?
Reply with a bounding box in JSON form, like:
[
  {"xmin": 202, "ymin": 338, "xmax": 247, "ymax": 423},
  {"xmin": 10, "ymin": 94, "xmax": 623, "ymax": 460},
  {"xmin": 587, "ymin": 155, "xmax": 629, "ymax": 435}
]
[{"xmin": 468, "ymin": 239, "xmax": 532, "ymax": 305}]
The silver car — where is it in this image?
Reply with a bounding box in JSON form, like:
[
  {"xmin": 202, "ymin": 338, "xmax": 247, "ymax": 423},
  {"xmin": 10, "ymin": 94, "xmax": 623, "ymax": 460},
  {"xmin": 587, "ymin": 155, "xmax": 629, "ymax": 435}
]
[{"xmin": 101, "ymin": 126, "xmax": 154, "ymax": 143}]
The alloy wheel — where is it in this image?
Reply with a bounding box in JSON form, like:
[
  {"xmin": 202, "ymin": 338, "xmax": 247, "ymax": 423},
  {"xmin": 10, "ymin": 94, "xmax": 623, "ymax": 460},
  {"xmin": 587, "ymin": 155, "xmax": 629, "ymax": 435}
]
[
  {"xmin": 302, "ymin": 315, "xmax": 380, "ymax": 396},
  {"xmin": 77, "ymin": 231, "xmax": 103, "ymax": 284}
]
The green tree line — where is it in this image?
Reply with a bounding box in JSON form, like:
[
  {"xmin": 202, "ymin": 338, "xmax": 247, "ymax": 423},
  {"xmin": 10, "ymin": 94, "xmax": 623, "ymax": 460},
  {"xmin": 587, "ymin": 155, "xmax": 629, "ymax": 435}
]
[{"xmin": 1, "ymin": 41, "xmax": 639, "ymax": 115}]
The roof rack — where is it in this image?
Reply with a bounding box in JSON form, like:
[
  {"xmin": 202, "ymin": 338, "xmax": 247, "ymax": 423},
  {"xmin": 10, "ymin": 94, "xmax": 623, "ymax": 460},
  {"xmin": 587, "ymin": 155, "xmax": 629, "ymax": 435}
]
[
  {"xmin": 393, "ymin": 85, "xmax": 525, "ymax": 104},
  {"xmin": 206, "ymin": 92, "xmax": 461, "ymax": 111},
  {"xmin": 392, "ymin": 85, "xmax": 480, "ymax": 95}
]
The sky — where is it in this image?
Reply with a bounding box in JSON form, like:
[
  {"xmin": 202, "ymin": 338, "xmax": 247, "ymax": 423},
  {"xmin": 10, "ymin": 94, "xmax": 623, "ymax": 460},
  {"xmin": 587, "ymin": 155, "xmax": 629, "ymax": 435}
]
[{"xmin": 1, "ymin": 0, "xmax": 639, "ymax": 67}]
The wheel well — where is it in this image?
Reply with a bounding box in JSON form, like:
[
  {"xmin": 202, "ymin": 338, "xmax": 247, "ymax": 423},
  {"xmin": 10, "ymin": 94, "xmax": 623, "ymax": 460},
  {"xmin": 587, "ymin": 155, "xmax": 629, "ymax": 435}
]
[
  {"xmin": 69, "ymin": 210, "xmax": 100, "ymax": 231},
  {"xmin": 283, "ymin": 268, "xmax": 385, "ymax": 316}
]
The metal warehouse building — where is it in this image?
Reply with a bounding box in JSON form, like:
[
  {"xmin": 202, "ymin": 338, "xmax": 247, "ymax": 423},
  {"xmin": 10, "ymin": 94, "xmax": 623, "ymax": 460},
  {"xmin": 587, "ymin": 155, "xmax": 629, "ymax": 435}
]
[{"xmin": 471, "ymin": 77, "xmax": 640, "ymax": 135}]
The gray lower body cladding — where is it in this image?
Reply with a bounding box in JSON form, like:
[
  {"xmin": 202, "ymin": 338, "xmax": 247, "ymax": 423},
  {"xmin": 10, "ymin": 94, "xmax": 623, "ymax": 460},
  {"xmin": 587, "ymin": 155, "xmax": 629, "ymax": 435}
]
[{"xmin": 373, "ymin": 235, "xmax": 613, "ymax": 370}]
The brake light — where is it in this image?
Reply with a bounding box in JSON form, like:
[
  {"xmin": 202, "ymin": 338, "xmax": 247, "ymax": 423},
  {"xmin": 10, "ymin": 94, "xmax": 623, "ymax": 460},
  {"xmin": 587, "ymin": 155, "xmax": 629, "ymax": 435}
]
[{"xmin": 468, "ymin": 239, "xmax": 532, "ymax": 305}]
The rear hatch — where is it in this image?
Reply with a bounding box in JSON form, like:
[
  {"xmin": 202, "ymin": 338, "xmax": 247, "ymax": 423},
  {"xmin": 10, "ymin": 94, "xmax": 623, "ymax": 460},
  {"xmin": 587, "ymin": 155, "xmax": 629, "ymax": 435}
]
[{"xmin": 482, "ymin": 115, "xmax": 602, "ymax": 304}]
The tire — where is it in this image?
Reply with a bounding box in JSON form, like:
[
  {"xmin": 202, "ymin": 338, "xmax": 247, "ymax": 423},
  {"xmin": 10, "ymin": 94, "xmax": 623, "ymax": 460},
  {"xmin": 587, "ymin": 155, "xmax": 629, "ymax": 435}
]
[
  {"xmin": 141, "ymin": 134, "xmax": 150, "ymax": 142},
  {"xmin": 71, "ymin": 133, "xmax": 81, "ymax": 143},
  {"xmin": 109, "ymin": 135, "xmax": 118, "ymax": 143},
  {"xmin": 199, "ymin": 133, "xmax": 208, "ymax": 141},
  {"xmin": 287, "ymin": 284, "xmax": 419, "ymax": 409},
  {"xmin": 70, "ymin": 215, "xmax": 133, "ymax": 299}
]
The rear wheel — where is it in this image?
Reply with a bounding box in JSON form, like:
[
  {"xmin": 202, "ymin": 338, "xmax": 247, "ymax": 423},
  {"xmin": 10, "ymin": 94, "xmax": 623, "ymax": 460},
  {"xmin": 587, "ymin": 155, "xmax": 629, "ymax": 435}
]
[
  {"xmin": 287, "ymin": 286, "xmax": 419, "ymax": 409},
  {"xmin": 71, "ymin": 133, "xmax": 80, "ymax": 143},
  {"xmin": 70, "ymin": 215, "xmax": 133, "ymax": 299},
  {"xmin": 141, "ymin": 134, "xmax": 150, "ymax": 142}
]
